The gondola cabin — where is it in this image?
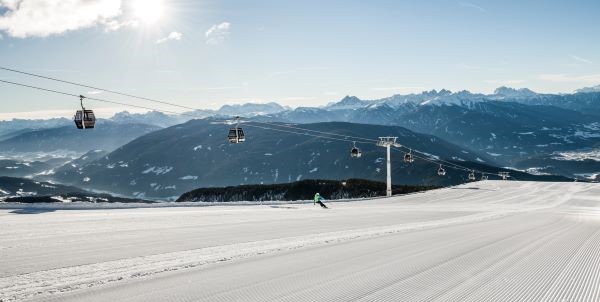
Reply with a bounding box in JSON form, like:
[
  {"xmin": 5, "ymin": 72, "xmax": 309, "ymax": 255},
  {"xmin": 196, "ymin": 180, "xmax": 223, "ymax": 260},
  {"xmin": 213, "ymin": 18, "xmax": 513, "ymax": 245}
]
[
  {"xmin": 228, "ymin": 127, "xmax": 245, "ymax": 143},
  {"xmin": 468, "ymin": 171, "xmax": 476, "ymax": 181},
  {"xmin": 350, "ymin": 147, "xmax": 362, "ymax": 158},
  {"xmin": 437, "ymin": 166, "xmax": 446, "ymax": 176},
  {"xmin": 74, "ymin": 110, "xmax": 96, "ymax": 129}
]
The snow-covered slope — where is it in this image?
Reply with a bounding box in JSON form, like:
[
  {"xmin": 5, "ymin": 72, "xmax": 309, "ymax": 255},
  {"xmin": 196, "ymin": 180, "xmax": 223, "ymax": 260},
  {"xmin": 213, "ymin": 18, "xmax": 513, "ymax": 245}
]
[{"xmin": 1, "ymin": 181, "xmax": 599, "ymax": 302}]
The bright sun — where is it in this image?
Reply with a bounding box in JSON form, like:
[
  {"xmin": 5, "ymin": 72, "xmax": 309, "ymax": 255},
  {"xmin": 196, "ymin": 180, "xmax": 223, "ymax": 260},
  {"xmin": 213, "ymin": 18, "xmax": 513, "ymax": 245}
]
[{"xmin": 131, "ymin": 0, "xmax": 165, "ymax": 24}]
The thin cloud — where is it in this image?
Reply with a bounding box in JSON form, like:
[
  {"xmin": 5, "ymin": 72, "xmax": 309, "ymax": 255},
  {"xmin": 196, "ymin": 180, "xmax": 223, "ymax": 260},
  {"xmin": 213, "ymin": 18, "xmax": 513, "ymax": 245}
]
[
  {"xmin": 454, "ymin": 62, "xmax": 481, "ymax": 70},
  {"xmin": 570, "ymin": 55, "xmax": 592, "ymax": 64},
  {"xmin": 269, "ymin": 67, "xmax": 324, "ymax": 78},
  {"xmin": 484, "ymin": 79, "xmax": 525, "ymax": 85},
  {"xmin": 205, "ymin": 22, "xmax": 230, "ymax": 45},
  {"xmin": 197, "ymin": 86, "xmax": 241, "ymax": 91},
  {"xmin": 0, "ymin": 0, "xmax": 122, "ymax": 38},
  {"xmin": 279, "ymin": 96, "xmax": 318, "ymax": 102},
  {"xmin": 459, "ymin": 1, "xmax": 486, "ymax": 13},
  {"xmin": 539, "ymin": 73, "xmax": 600, "ymax": 84},
  {"xmin": 155, "ymin": 31, "xmax": 182, "ymax": 44},
  {"xmin": 103, "ymin": 19, "xmax": 138, "ymax": 32},
  {"xmin": 371, "ymin": 86, "xmax": 429, "ymax": 94},
  {"xmin": 186, "ymin": 85, "xmax": 244, "ymax": 91},
  {"xmin": 87, "ymin": 90, "xmax": 103, "ymax": 95}
]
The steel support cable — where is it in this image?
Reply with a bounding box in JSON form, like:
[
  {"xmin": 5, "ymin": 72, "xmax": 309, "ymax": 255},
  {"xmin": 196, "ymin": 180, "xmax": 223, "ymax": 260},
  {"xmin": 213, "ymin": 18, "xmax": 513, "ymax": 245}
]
[
  {"xmin": 0, "ymin": 79, "xmax": 186, "ymax": 115},
  {"xmin": 243, "ymin": 123, "xmax": 374, "ymax": 145},
  {"xmin": 1, "ymin": 78, "xmax": 502, "ymax": 177},
  {"xmin": 0, "ymin": 66, "xmax": 198, "ymax": 111}
]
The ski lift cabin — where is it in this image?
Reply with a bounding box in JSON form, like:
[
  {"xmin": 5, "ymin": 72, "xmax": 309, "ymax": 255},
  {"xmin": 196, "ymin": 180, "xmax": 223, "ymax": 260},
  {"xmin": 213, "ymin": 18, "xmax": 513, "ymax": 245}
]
[
  {"xmin": 228, "ymin": 116, "xmax": 245, "ymax": 143},
  {"xmin": 350, "ymin": 142, "xmax": 362, "ymax": 158},
  {"xmin": 468, "ymin": 170, "xmax": 476, "ymax": 181},
  {"xmin": 404, "ymin": 150, "xmax": 414, "ymax": 163},
  {"xmin": 74, "ymin": 95, "xmax": 96, "ymax": 129},
  {"xmin": 228, "ymin": 128, "xmax": 245, "ymax": 143},
  {"xmin": 437, "ymin": 165, "xmax": 446, "ymax": 176},
  {"xmin": 74, "ymin": 110, "xmax": 96, "ymax": 129}
]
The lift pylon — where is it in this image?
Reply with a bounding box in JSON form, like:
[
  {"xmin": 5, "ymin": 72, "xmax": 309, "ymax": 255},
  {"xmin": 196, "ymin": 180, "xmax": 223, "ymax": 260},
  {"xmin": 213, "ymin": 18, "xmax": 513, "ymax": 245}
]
[{"xmin": 377, "ymin": 137, "xmax": 402, "ymax": 197}]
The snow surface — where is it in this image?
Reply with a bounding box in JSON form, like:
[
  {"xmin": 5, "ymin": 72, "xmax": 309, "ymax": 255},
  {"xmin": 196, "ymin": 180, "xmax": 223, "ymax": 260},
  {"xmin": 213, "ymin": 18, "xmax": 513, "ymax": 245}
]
[
  {"xmin": 1, "ymin": 181, "xmax": 600, "ymax": 302},
  {"xmin": 575, "ymin": 173, "xmax": 599, "ymax": 180},
  {"xmin": 141, "ymin": 166, "xmax": 174, "ymax": 175},
  {"xmin": 553, "ymin": 149, "xmax": 600, "ymax": 161}
]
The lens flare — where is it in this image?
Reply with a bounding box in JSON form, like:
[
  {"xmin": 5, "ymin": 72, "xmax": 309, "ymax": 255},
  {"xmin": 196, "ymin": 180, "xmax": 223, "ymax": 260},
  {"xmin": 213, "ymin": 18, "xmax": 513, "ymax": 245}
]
[{"xmin": 131, "ymin": 0, "xmax": 165, "ymax": 24}]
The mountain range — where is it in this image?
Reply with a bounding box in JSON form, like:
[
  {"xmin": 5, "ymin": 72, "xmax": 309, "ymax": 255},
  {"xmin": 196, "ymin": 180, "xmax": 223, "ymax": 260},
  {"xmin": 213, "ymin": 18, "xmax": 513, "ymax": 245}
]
[
  {"xmin": 256, "ymin": 88, "xmax": 600, "ymax": 179},
  {"xmin": 0, "ymin": 121, "xmax": 160, "ymax": 153},
  {"xmin": 47, "ymin": 119, "xmax": 570, "ymax": 199},
  {"xmin": 0, "ymin": 102, "xmax": 289, "ymax": 135},
  {"xmin": 0, "ymin": 176, "xmax": 153, "ymax": 203},
  {"xmin": 0, "ymin": 86, "xmax": 597, "ymax": 200}
]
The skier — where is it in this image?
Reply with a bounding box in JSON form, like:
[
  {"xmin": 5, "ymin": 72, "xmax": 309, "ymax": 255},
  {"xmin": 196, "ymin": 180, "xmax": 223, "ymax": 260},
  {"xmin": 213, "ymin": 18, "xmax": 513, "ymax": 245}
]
[{"xmin": 314, "ymin": 192, "xmax": 328, "ymax": 209}]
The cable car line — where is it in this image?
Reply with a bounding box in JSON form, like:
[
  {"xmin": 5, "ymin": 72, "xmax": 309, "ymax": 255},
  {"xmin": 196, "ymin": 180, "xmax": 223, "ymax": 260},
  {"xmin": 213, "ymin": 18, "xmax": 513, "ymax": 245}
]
[
  {"xmin": 0, "ymin": 77, "xmax": 507, "ymax": 180},
  {"xmin": 246, "ymin": 121, "xmax": 497, "ymax": 177},
  {"xmin": 0, "ymin": 78, "xmax": 375, "ymax": 146},
  {"xmin": 241, "ymin": 119, "xmax": 381, "ymax": 143},
  {"xmin": 253, "ymin": 119, "xmax": 491, "ymax": 175},
  {"xmin": 0, "ymin": 68, "xmax": 497, "ymax": 176},
  {"xmin": 390, "ymin": 146, "xmax": 498, "ymax": 177},
  {"xmin": 1, "ymin": 68, "xmax": 395, "ymax": 144},
  {"xmin": 243, "ymin": 124, "xmax": 374, "ymax": 144},
  {"xmin": 0, "ymin": 66, "xmax": 385, "ymax": 144},
  {"xmin": 243, "ymin": 120, "xmax": 485, "ymax": 174},
  {"xmin": 0, "ymin": 79, "xmax": 186, "ymax": 115},
  {"xmin": 0, "ymin": 66, "xmax": 198, "ymax": 111}
]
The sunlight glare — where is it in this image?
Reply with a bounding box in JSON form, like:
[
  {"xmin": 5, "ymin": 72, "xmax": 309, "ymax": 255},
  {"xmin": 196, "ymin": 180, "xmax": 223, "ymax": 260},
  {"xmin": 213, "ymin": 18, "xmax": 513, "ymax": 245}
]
[{"xmin": 131, "ymin": 0, "xmax": 165, "ymax": 24}]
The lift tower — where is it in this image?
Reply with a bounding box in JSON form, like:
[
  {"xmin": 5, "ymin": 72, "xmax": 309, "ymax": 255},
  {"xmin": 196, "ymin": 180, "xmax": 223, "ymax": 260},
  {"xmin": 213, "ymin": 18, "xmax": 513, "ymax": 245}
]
[{"xmin": 377, "ymin": 137, "xmax": 402, "ymax": 197}]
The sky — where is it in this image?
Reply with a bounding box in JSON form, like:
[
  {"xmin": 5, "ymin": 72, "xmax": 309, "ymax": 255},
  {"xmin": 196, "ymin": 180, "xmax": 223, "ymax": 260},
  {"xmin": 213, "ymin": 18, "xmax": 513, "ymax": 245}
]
[{"xmin": 0, "ymin": 0, "xmax": 599, "ymax": 119}]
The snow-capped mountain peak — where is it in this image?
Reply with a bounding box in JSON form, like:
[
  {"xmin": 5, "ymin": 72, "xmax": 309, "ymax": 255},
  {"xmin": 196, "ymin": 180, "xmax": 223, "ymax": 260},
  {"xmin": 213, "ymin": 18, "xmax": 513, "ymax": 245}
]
[
  {"xmin": 326, "ymin": 95, "xmax": 366, "ymax": 109},
  {"xmin": 493, "ymin": 86, "xmax": 537, "ymax": 98},
  {"xmin": 575, "ymin": 84, "xmax": 600, "ymax": 93}
]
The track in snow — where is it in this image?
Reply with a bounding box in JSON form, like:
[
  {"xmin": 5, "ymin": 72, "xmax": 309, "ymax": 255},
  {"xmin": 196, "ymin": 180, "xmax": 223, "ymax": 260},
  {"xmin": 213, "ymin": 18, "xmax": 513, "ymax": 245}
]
[{"xmin": 1, "ymin": 181, "xmax": 599, "ymax": 301}]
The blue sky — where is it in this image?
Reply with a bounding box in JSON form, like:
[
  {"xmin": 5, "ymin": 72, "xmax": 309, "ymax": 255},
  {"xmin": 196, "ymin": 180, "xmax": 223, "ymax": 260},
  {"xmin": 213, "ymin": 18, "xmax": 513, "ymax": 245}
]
[{"xmin": 0, "ymin": 0, "xmax": 599, "ymax": 119}]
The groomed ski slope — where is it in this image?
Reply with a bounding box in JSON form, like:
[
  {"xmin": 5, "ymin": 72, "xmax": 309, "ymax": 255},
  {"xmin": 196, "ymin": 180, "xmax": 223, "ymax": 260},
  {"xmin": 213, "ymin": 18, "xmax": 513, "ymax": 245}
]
[{"xmin": 1, "ymin": 181, "xmax": 599, "ymax": 301}]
